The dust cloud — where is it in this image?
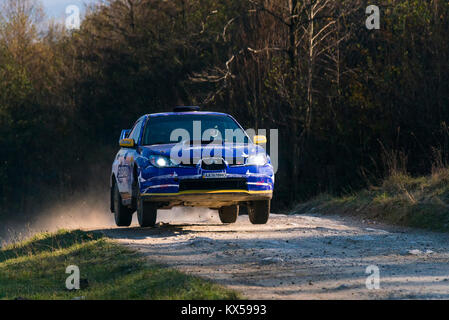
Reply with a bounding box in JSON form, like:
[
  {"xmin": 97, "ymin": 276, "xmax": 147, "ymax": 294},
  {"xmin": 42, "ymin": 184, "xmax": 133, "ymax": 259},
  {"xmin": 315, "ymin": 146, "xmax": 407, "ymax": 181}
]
[
  {"xmin": 0, "ymin": 194, "xmax": 220, "ymax": 246},
  {"xmin": 157, "ymin": 207, "xmax": 220, "ymax": 224},
  {"xmin": 0, "ymin": 195, "xmax": 115, "ymax": 246},
  {"xmin": 33, "ymin": 200, "xmax": 116, "ymax": 231}
]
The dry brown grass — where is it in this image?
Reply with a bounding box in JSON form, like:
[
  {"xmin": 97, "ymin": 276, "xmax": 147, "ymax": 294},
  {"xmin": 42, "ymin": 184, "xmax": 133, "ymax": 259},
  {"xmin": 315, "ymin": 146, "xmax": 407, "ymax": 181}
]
[{"xmin": 293, "ymin": 168, "xmax": 449, "ymax": 232}]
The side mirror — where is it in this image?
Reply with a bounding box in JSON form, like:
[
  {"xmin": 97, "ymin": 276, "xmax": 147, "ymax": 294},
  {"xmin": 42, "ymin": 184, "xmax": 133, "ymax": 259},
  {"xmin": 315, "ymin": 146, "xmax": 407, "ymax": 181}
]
[
  {"xmin": 119, "ymin": 138, "xmax": 135, "ymax": 148},
  {"xmin": 253, "ymin": 135, "xmax": 267, "ymax": 145},
  {"xmin": 120, "ymin": 129, "xmax": 131, "ymax": 140}
]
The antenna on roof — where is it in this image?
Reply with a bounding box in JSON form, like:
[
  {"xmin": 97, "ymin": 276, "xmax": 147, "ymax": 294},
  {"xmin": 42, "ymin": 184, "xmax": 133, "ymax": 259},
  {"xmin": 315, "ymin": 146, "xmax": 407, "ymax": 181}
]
[{"xmin": 173, "ymin": 106, "xmax": 201, "ymax": 112}]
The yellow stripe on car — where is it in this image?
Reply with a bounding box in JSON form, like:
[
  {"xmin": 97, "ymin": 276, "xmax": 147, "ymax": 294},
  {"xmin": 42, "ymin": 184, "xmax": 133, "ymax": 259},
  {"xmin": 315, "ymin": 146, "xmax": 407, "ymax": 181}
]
[{"xmin": 142, "ymin": 190, "xmax": 273, "ymax": 196}]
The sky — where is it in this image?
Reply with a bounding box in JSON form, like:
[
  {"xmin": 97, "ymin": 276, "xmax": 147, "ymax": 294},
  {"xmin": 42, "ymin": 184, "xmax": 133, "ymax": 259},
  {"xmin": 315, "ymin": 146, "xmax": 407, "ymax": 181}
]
[{"xmin": 42, "ymin": 0, "xmax": 99, "ymax": 20}]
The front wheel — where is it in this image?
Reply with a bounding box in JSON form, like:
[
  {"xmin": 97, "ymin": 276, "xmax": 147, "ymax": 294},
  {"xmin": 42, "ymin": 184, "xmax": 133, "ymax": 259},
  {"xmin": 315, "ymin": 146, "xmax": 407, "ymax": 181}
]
[
  {"xmin": 248, "ymin": 200, "xmax": 270, "ymax": 225},
  {"xmin": 112, "ymin": 183, "xmax": 134, "ymax": 227},
  {"xmin": 137, "ymin": 198, "xmax": 157, "ymax": 228},
  {"xmin": 219, "ymin": 205, "xmax": 239, "ymax": 223}
]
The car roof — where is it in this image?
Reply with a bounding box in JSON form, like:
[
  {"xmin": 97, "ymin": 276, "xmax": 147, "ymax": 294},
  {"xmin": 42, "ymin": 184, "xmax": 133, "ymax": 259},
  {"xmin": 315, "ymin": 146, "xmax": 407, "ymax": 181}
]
[{"xmin": 146, "ymin": 111, "xmax": 231, "ymax": 118}]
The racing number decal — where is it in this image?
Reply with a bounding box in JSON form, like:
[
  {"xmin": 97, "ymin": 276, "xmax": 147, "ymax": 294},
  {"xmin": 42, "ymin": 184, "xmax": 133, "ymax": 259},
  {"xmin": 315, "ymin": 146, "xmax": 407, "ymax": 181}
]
[
  {"xmin": 117, "ymin": 165, "xmax": 128, "ymax": 179},
  {"xmin": 117, "ymin": 153, "xmax": 134, "ymax": 180}
]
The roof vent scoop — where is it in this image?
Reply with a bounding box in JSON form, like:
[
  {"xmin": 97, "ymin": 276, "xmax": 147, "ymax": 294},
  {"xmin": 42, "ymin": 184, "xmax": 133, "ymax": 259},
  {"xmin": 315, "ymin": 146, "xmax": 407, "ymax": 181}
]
[{"xmin": 173, "ymin": 106, "xmax": 201, "ymax": 112}]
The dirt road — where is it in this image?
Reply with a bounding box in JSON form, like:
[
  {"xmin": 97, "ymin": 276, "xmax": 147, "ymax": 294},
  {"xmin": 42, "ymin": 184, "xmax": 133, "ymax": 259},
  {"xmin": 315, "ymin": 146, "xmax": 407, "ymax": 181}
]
[{"xmin": 99, "ymin": 210, "xmax": 449, "ymax": 299}]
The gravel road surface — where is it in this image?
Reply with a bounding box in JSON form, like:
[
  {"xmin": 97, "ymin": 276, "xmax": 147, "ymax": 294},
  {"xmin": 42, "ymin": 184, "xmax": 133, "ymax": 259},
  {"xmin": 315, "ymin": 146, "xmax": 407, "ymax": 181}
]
[{"xmin": 99, "ymin": 210, "xmax": 449, "ymax": 299}]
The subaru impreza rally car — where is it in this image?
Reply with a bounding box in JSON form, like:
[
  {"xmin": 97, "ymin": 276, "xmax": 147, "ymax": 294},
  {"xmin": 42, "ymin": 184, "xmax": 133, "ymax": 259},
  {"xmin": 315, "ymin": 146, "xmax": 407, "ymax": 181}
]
[{"xmin": 110, "ymin": 106, "xmax": 275, "ymax": 227}]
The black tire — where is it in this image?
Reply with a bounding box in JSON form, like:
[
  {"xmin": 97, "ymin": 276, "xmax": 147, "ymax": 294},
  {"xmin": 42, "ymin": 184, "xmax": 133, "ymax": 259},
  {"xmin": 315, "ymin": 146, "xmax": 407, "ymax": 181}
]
[
  {"xmin": 248, "ymin": 200, "xmax": 270, "ymax": 225},
  {"xmin": 219, "ymin": 205, "xmax": 239, "ymax": 224},
  {"xmin": 137, "ymin": 198, "xmax": 157, "ymax": 228},
  {"xmin": 112, "ymin": 183, "xmax": 133, "ymax": 227}
]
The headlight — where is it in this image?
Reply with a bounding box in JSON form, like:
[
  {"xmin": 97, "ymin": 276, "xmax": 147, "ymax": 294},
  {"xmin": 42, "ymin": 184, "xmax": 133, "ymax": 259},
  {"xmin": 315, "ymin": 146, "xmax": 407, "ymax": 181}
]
[
  {"xmin": 149, "ymin": 155, "xmax": 179, "ymax": 168},
  {"xmin": 246, "ymin": 153, "xmax": 268, "ymax": 166}
]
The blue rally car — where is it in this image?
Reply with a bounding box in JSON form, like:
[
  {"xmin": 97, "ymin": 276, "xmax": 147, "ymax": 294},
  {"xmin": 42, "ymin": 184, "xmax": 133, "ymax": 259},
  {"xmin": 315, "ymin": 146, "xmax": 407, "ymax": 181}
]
[{"xmin": 110, "ymin": 106, "xmax": 275, "ymax": 227}]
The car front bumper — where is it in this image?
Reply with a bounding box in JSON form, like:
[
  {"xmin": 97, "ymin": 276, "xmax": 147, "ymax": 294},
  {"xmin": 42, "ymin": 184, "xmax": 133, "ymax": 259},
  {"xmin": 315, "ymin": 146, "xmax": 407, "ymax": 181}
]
[
  {"xmin": 139, "ymin": 165, "xmax": 274, "ymax": 208},
  {"xmin": 141, "ymin": 190, "xmax": 272, "ymax": 208}
]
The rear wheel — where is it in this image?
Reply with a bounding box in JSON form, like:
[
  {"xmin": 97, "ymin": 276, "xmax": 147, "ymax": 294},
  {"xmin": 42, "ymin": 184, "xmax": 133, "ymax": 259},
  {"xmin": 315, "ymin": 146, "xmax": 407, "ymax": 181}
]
[
  {"xmin": 219, "ymin": 205, "xmax": 239, "ymax": 224},
  {"xmin": 112, "ymin": 183, "xmax": 133, "ymax": 227},
  {"xmin": 137, "ymin": 198, "xmax": 158, "ymax": 228},
  {"xmin": 248, "ymin": 200, "xmax": 270, "ymax": 225}
]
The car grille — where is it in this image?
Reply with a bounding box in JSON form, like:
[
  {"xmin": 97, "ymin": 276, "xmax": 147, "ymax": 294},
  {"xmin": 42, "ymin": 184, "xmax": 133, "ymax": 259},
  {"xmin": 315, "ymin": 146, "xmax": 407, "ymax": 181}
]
[
  {"xmin": 179, "ymin": 179, "xmax": 248, "ymax": 192},
  {"xmin": 201, "ymin": 159, "xmax": 226, "ymax": 171}
]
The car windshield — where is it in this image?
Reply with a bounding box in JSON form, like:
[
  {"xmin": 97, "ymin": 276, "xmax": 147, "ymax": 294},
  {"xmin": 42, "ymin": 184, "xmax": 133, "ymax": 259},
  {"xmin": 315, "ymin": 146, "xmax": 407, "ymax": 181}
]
[{"xmin": 142, "ymin": 114, "xmax": 249, "ymax": 146}]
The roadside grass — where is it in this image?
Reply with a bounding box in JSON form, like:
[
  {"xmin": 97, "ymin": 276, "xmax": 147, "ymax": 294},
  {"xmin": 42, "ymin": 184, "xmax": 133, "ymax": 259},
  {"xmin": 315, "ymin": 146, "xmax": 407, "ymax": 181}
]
[
  {"xmin": 293, "ymin": 169, "xmax": 449, "ymax": 232},
  {"xmin": 0, "ymin": 230, "xmax": 240, "ymax": 300}
]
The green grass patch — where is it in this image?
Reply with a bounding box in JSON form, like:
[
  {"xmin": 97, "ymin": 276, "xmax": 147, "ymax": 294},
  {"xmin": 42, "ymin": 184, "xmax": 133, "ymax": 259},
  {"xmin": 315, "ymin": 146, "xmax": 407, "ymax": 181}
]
[
  {"xmin": 293, "ymin": 169, "xmax": 449, "ymax": 232},
  {"xmin": 0, "ymin": 230, "xmax": 240, "ymax": 300}
]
